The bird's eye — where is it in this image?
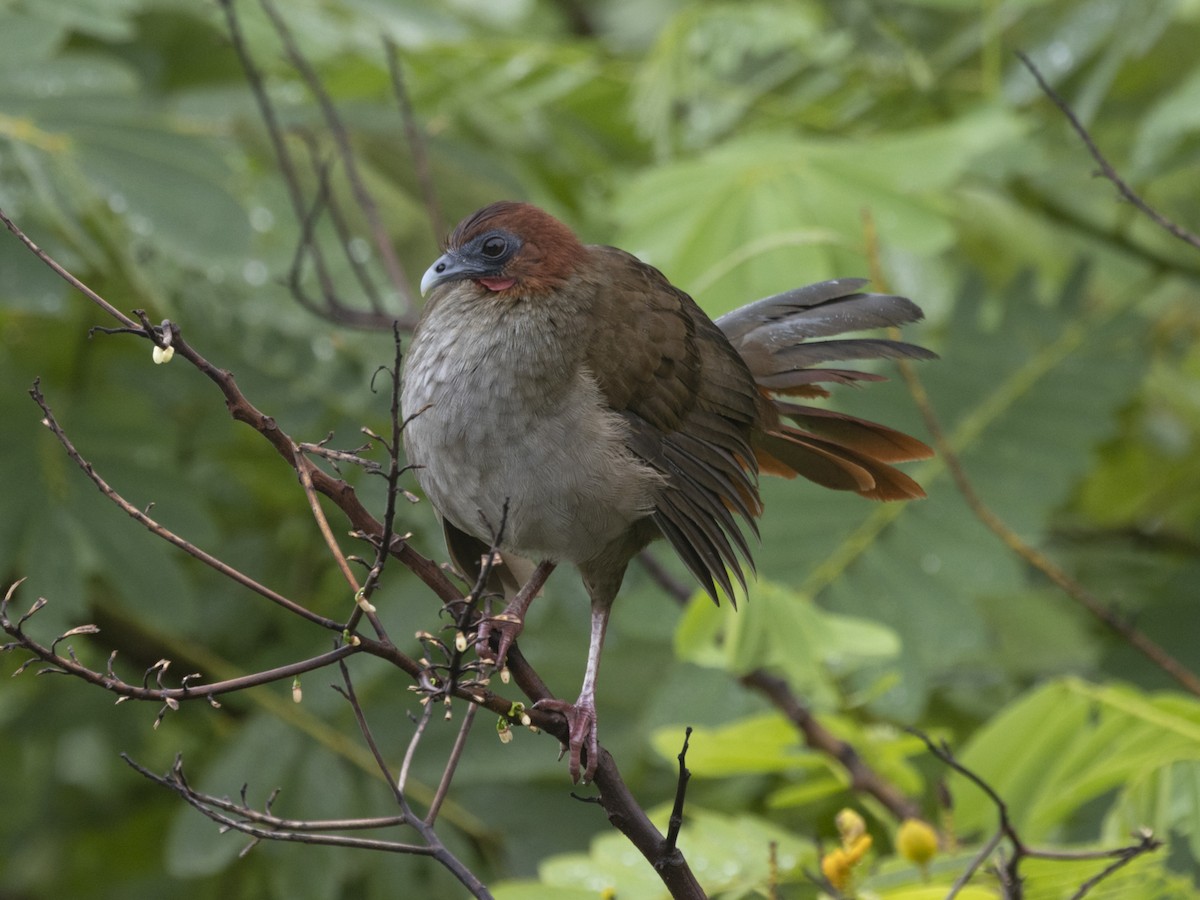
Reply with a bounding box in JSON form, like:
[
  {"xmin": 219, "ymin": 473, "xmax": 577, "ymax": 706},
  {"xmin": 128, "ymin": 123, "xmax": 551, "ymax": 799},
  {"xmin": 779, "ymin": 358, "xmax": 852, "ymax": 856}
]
[{"xmin": 480, "ymin": 236, "xmax": 508, "ymax": 259}]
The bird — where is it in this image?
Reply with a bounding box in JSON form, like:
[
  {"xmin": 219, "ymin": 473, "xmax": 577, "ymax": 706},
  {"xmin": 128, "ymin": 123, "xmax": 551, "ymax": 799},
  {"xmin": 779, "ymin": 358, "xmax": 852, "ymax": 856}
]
[{"xmin": 400, "ymin": 201, "xmax": 934, "ymax": 782}]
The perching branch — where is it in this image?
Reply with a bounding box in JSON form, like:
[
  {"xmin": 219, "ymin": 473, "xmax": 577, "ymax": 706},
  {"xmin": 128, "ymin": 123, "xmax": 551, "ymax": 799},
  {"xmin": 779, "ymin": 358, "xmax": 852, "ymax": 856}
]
[{"xmin": 1, "ymin": 205, "xmax": 709, "ymax": 899}]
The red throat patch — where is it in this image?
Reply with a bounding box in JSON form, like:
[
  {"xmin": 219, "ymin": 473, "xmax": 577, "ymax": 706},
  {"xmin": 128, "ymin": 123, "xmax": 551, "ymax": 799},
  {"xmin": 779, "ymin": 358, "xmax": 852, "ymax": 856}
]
[{"xmin": 478, "ymin": 277, "xmax": 517, "ymax": 292}]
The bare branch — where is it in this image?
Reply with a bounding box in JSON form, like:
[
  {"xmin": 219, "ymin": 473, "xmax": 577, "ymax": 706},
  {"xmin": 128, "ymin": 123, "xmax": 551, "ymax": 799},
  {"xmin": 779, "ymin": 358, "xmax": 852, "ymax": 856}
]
[
  {"xmin": 293, "ymin": 132, "xmax": 388, "ymax": 317},
  {"xmin": 1, "ymin": 587, "xmax": 361, "ymax": 704},
  {"xmin": 122, "ymin": 754, "xmax": 434, "ymax": 854},
  {"xmin": 427, "ymin": 702, "xmax": 479, "ymax": 826},
  {"xmin": 1017, "ymin": 51, "xmax": 1200, "ymax": 252},
  {"xmin": 0, "ymin": 208, "xmax": 140, "ymax": 329},
  {"xmin": 895, "ymin": 357, "xmax": 1200, "ymax": 699},
  {"xmin": 28, "ymin": 380, "xmax": 342, "ymax": 632},
  {"xmin": 258, "ymin": 0, "xmax": 415, "ymax": 309},
  {"xmin": 383, "ymin": 37, "xmax": 446, "ymax": 242},
  {"xmin": 912, "ymin": 729, "xmax": 1162, "ymax": 898}
]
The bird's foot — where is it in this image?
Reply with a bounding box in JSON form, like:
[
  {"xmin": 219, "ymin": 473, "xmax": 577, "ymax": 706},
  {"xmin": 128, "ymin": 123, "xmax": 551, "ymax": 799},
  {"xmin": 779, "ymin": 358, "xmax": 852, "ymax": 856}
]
[
  {"xmin": 472, "ymin": 560, "xmax": 555, "ymax": 672},
  {"xmin": 474, "ymin": 611, "xmax": 524, "ymax": 672},
  {"xmin": 534, "ymin": 696, "xmax": 599, "ymax": 784}
]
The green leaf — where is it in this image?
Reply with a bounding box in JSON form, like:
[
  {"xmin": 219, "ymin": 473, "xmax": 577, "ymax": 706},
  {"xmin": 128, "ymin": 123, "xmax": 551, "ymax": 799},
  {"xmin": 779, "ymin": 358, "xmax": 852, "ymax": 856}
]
[
  {"xmin": 1133, "ymin": 65, "xmax": 1200, "ymax": 176},
  {"xmin": 0, "ymin": 10, "xmax": 66, "ymax": 67},
  {"xmin": 518, "ymin": 807, "xmax": 815, "ymax": 899},
  {"xmin": 751, "ymin": 267, "xmax": 1152, "ymax": 720},
  {"xmin": 952, "ymin": 679, "xmax": 1200, "ymax": 845},
  {"xmin": 674, "ymin": 580, "xmax": 900, "ymax": 705},
  {"xmin": 650, "ymin": 713, "xmax": 819, "ymax": 776},
  {"xmin": 612, "ymin": 109, "xmax": 1025, "ymax": 316}
]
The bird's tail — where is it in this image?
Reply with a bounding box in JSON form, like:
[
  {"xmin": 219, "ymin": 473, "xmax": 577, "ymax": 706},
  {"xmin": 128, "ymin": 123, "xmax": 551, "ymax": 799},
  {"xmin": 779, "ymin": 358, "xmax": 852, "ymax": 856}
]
[{"xmin": 716, "ymin": 279, "xmax": 935, "ymax": 501}]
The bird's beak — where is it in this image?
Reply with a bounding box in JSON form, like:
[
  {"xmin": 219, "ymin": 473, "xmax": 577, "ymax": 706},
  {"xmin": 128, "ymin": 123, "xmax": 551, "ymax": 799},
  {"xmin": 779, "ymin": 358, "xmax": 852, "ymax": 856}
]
[{"xmin": 420, "ymin": 252, "xmax": 458, "ymax": 297}]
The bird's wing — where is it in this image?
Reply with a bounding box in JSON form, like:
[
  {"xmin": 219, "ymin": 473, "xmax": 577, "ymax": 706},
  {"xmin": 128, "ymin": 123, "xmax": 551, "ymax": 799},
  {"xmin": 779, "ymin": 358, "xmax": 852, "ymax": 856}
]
[{"xmin": 582, "ymin": 245, "xmax": 763, "ymax": 604}]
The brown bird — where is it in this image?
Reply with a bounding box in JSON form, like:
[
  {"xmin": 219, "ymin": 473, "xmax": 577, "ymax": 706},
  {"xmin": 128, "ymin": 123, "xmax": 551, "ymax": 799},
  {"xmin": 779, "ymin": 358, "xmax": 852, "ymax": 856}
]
[{"xmin": 401, "ymin": 201, "xmax": 933, "ymax": 782}]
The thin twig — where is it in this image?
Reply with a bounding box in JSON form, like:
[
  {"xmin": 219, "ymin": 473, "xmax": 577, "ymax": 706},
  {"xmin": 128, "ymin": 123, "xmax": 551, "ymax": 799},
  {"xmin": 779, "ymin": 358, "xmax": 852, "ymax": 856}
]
[
  {"xmin": 427, "ymin": 702, "xmax": 479, "ymax": 826},
  {"xmin": 1, "ymin": 588, "xmax": 360, "ymax": 703},
  {"xmin": 219, "ymin": 0, "xmax": 396, "ymax": 330},
  {"xmin": 397, "ymin": 699, "xmax": 436, "ymax": 797},
  {"xmin": 383, "ymin": 37, "xmax": 446, "ymax": 242},
  {"xmin": 344, "ymin": 325, "xmax": 408, "ymax": 638},
  {"xmin": 0, "ymin": 208, "xmax": 140, "ymax": 329},
  {"xmin": 1067, "ymin": 830, "xmax": 1158, "ymax": 900},
  {"xmin": 294, "ymin": 451, "xmax": 363, "ymax": 595},
  {"xmin": 948, "ymin": 829, "xmax": 1005, "ymax": 900},
  {"xmin": 663, "ymin": 727, "xmax": 693, "ymax": 854},
  {"xmin": 293, "ymin": 130, "xmax": 388, "ymax": 318},
  {"xmin": 29, "ymin": 380, "xmax": 341, "ymax": 632},
  {"xmin": 123, "ymin": 754, "xmax": 433, "ymax": 854},
  {"xmin": 336, "ymin": 659, "xmax": 402, "ymax": 798},
  {"xmin": 258, "ymin": 0, "xmax": 414, "ymax": 308},
  {"xmin": 1017, "ymin": 51, "xmax": 1200, "ymax": 252},
  {"xmin": 864, "ymin": 200, "xmax": 1200, "ymax": 701},
  {"xmin": 896, "ymin": 358, "xmax": 1200, "ymax": 698},
  {"xmin": 913, "ymin": 729, "xmax": 1162, "ymax": 898}
]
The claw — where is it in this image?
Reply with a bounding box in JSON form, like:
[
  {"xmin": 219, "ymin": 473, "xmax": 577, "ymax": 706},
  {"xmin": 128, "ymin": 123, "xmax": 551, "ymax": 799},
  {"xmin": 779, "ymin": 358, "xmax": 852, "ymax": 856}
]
[
  {"xmin": 472, "ymin": 559, "xmax": 556, "ymax": 670},
  {"xmin": 475, "ymin": 611, "xmax": 523, "ymax": 669},
  {"xmin": 535, "ymin": 696, "xmax": 599, "ymax": 783}
]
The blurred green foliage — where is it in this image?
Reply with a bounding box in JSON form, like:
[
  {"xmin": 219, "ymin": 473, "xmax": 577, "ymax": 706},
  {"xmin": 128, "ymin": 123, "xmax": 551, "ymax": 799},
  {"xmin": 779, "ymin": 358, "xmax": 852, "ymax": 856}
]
[{"xmin": 3, "ymin": 0, "xmax": 1200, "ymax": 897}]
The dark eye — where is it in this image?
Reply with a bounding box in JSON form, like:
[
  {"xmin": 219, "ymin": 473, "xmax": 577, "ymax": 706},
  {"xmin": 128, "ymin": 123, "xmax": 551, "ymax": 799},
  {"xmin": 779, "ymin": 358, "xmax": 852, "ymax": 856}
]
[{"xmin": 480, "ymin": 236, "xmax": 507, "ymax": 259}]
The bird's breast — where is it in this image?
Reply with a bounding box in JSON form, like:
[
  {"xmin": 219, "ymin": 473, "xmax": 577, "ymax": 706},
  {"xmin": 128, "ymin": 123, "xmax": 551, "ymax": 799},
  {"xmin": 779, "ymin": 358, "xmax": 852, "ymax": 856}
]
[{"xmin": 400, "ymin": 302, "xmax": 662, "ymax": 564}]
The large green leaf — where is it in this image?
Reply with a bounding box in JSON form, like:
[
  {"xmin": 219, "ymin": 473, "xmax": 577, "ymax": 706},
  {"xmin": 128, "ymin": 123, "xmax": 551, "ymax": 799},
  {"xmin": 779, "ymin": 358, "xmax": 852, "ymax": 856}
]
[
  {"xmin": 952, "ymin": 678, "xmax": 1200, "ymax": 853},
  {"xmin": 673, "ymin": 579, "xmax": 900, "ymax": 706},
  {"xmin": 611, "ymin": 109, "xmax": 1026, "ymax": 315},
  {"xmin": 506, "ymin": 807, "xmax": 815, "ymax": 899}
]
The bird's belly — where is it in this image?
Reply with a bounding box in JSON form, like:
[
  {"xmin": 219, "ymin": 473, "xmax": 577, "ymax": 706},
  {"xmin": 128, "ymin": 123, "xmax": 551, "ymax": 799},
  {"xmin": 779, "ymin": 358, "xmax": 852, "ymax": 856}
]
[{"xmin": 402, "ymin": 354, "xmax": 661, "ymax": 564}]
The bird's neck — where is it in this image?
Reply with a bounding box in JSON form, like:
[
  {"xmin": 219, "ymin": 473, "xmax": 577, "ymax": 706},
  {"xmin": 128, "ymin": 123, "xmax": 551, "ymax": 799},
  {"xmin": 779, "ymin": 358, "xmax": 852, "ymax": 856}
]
[{"xmin": 409, "ymin": 285, "xmax": 587, "ymax": 397}]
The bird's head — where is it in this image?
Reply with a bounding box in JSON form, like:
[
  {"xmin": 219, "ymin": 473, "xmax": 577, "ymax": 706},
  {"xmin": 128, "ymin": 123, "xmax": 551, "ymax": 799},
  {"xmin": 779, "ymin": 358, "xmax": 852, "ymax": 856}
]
[{"xmin": 420, "ymin": 201, "xmax": 585, "ymax": 298}]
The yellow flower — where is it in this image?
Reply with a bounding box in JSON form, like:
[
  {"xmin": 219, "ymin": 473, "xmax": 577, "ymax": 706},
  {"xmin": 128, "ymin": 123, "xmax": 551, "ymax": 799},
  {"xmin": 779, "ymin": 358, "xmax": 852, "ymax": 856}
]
[
  {"xmin": 822, "ymin": 808, "xmax": 874, "ymax": 891},
  {"xmin": 821, "ymin": 847, "xmax": 851, "ymax": 891},
  {"xmin": 844, "ymin": 832, "xmax": 872, "ymax": 864}
]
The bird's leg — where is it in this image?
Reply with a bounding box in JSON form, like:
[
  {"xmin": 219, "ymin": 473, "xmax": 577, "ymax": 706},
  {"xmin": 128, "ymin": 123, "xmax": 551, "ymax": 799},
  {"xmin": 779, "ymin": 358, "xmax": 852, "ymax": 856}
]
[
  {"xmin": 535, "ymin": 600, "xmax": 611, "ymax": 783},
  {"xmin": 475, "ymin": 559, "xmax": 556, "ymax": 669}
]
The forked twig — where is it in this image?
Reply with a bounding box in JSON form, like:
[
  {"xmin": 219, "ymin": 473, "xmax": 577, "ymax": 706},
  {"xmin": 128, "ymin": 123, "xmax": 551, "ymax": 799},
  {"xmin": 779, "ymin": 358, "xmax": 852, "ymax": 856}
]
[{"xmin": 911, "ymin": 729, "xmax": 1161, "ymax": 898}]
